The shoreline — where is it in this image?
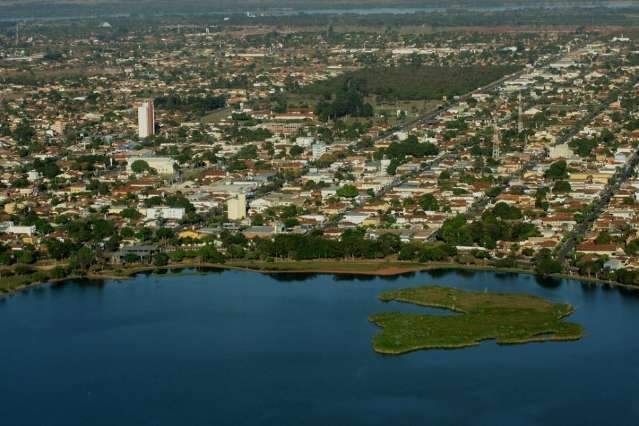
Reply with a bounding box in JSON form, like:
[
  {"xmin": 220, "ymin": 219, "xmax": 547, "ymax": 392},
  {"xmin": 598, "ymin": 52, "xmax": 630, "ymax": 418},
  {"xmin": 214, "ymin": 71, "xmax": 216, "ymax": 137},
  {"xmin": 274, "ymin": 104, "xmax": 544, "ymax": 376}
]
[{"xmin": 1, "ymin": 259, "xmax": 638, "ymax": 299}]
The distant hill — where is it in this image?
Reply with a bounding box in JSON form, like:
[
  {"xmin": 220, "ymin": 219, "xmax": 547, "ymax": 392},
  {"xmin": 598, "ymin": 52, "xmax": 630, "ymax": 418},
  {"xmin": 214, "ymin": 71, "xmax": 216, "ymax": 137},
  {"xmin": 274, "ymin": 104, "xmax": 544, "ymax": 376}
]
[
  {"xmin": 0, "ymin": 0, "xmax": 606, "ymax": 8},
  {"xmin": 0, "ymin": 0, "xmax": 622, "ymax": 20}
]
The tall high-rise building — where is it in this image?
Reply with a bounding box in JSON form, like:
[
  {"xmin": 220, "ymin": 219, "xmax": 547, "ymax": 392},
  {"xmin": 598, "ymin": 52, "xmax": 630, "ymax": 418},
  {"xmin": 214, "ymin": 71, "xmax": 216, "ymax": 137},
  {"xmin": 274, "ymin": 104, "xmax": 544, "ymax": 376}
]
[
  {"xmin": 138, "ymin": 100, "xmax": 155, "ymax": 139},
  {"xmin": 227, "ymin": 193, "xmax": 247, "ymax": 221}
]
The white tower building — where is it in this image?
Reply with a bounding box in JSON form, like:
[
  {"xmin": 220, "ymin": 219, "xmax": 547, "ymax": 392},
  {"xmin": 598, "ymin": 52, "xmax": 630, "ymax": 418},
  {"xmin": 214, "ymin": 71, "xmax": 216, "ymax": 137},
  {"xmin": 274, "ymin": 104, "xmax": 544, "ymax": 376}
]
[{"xmin": 138, "ymin": 99, "xmax": 155, "ymax": 139}]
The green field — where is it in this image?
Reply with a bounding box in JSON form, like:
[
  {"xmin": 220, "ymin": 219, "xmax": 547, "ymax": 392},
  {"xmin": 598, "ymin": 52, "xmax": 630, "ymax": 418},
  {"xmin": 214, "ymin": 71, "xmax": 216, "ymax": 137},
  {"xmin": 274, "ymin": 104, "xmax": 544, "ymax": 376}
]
[
  {"xmin": 302, "ymin": 65, "xmax": 520, "ymax": 101},
  {"xmin": 370, "ymin": 286, "xmax": 583, "ymax": 354}
]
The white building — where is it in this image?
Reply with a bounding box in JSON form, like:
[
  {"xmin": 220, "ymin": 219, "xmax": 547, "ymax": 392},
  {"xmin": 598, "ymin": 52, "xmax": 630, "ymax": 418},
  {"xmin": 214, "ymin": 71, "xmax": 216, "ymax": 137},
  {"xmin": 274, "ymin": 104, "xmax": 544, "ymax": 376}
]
[
  {"xmin": 548, "ymin": 143, "xmax": 574, "ymax": 160},
  {"xmin": 380, "ymin": 158, "xmax": 391, "ymax": 176},
  {"xmin": 127, "ymin": 156, "xmax": 176, "ymax": 175},
  {"xmin": 296, "ymin": 137, "xmax": 315, "ymax": 148},
  {"xmin": 312, "ymin": 142, "xmax": 327, "ymax": 160},
  {"xmin": 145, "ymin": 207, "xmax": 185, "ymax": 220},
  {"xmin": 341, "ymin": 212, "xmax": 370, "ymax": 225},
  {"xmin": 227, "ymin": 193, "xmax": 247, "ymax": 220},
  {"xmin": 5, "ymin": 225, "xmax": 37, "ymax": 236},
  {"xmin": 27, "ymin": 170, "xmax": 41, "ymax": 182},
  {"xmin": 138, "ymin": 100, "xmax": 155, "ymax": 139}
]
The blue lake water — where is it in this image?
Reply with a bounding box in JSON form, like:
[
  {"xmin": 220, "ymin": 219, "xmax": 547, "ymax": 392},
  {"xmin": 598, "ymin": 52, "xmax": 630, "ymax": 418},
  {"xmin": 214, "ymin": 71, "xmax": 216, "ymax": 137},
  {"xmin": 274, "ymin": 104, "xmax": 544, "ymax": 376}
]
[{"xmin": 1, "ymin": 269, "xmax": 638, "ymax": 425}]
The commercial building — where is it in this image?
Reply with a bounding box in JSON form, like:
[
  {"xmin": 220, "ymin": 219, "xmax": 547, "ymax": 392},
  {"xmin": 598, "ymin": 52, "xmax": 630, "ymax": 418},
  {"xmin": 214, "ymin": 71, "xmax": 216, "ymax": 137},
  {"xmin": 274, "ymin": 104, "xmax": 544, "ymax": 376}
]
[
  {"xmin": 145, "ymin": 207, "xmax": 186, "ymax": 220},
  {"xmin": 5, "ymin": 225, "xmax": 37, "ymax": 236}
]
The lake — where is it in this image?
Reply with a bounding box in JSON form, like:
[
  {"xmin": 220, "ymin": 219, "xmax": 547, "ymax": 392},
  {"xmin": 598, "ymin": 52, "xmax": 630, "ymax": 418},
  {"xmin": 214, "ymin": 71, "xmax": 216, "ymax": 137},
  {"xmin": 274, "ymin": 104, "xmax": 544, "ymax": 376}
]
[{"xmin": 1, "ymin": 269, "xmax": 638, "ymax": 425}]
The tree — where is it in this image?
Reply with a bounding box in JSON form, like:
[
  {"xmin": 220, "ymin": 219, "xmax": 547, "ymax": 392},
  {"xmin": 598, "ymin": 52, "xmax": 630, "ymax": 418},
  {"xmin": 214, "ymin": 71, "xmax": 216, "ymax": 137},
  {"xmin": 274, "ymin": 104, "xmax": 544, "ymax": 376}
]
[
  {"xmin": 70, "ymin": 247, "xmax": 96, "ymax": 271},
  {"xmin": 66, "ymin": 218, "xmax": 116, "ymax": 243},
  {"xmin": 438, "ymin": 215, "xmax": 473, "ymax": 246},
  {"xmin": 625, "ymin": 239, "xmax": 639, "ymax": 255},
  {"xmin": 419, "ymin": 194, "xmax": 440, "ymax": 211},
  {"xmin": 49, "ymin": 266, "xmax": 68, "ymax": 279},
  {"xmin": 378, "ymin": 233, "xmax": 401, "ymax": 256},
  {"xmin": 252, "ymin": 214, "xmax": 264, "ymax": 226},
  {"xmin": 595, "ymin": 231, "xmax": 611, "ymax": 245},
  {"xmin": 535, "ymin": 249, "xmax": 562, "ymax": 275},
  {"xmin": 12, "ymin": 176, "xmax": 30, "ymax": 188},
  {"xmin": 336, "ymin": 185, "xmax": 359, "ymax": 198},
  {"xmin": 314, "ymin": 78, "xmax": 374, "ymax": 121},
  {"xmin": 491, "ymin": 202, "xmax": 522, "ymax": 220},
  {"xmin": 120, "ymin": 208, "xmax": 142, "ymax": 220},
  {"xmin": 569, "ymin": 137, "xmax": 598, "ymax": 157},
  {"xmin": 33, "ymin": 158, "xmax": 61, "ymax": 179},
  {"xmin": 226, "ymin": 245, "xmax": 246, "ymax": 259},
  {"xmin": 289, "ymin": 145, "xmax": 305, "ymax": 157},
  {"xmin": 17, "ymin": 248, "xmax": 36, "ymax": 264},
  {"xmin": 130, "ymin": 160, "xmax": 154, "ymax": 174},
  {"xmin": 136, "ymin": 227, "xmax": 153, "ymax": 242},
  {"xmin": 155, "ymin": 228, "xmax": 175, "ymax": 242},
  {"xmin": 544, "ymin": 160, "xmax": 568, "ymax": 180},
  {"xmin": 552, "ymin": 180, "xmax": 572, "ymax": 193},
  {"xmin": 45, "ymin": 239, "xmax": 75, "ymax": 261},
  {"xmin": 198, "ymin": 246, "xmax": 225, "ymax": 263},
  {"xmin": 283, "ymin": 217, "xmax": 299, "ymax": 228},
  {"xmin": 14, "ymin": 119, "xmax": 35, "ymax": 144},
  {"xmin": 236, "ymin": 144, "xmax": 258, "ymax": 159},
  {"xmin": 385, "ymin": 136, "xmax": 438, "ymax": 160},
  {"xmin": 104, "ymin": 235, "xmax": 121, "ymax": 252}
]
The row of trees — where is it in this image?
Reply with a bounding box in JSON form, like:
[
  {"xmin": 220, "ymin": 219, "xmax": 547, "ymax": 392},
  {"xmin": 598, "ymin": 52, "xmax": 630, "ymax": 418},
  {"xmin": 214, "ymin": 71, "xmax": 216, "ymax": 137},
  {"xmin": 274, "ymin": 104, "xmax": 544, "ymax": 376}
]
[
  {"xmin": 438, "ymin": 203, "xmax": 541, "ymax": 249},
  {"xmin": 154, "ymin": 94, "xmax": 226, "ymax": 115},
  {"xmin": 250, "ymin": 229, "xmax": 402, "ymax": 260}
]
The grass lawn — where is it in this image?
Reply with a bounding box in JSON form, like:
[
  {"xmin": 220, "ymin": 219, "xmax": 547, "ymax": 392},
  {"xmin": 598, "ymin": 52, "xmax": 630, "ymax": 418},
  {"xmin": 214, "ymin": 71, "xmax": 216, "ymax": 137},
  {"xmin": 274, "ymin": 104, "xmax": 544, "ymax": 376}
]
[
  {"xmin": 0, "ymin": 274, "xmax": 41, "ymax": 294},
  {"xmin": 201, "ymin": 107, "xmax": 233, "ymax": 123},
  {"xmin": 370, "ymin": 286, "xmax": 583, "ymax": 354}
]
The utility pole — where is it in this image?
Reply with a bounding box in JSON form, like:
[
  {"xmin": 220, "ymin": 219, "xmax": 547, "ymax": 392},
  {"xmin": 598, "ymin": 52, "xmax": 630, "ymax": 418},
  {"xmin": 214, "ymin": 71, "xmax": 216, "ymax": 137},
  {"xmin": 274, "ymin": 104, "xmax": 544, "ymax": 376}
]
[{"xmin": 15, "ymin": 22, "xmax": 19, "ymax": 47}]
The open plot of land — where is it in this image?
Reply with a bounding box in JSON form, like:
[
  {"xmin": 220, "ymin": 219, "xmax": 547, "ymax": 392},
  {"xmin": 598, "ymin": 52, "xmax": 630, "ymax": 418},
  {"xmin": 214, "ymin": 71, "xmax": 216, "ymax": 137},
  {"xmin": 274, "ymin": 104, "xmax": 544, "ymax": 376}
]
[{"xmin": 370, "ymin": 286, "xmax": 583, "ymax": 354}]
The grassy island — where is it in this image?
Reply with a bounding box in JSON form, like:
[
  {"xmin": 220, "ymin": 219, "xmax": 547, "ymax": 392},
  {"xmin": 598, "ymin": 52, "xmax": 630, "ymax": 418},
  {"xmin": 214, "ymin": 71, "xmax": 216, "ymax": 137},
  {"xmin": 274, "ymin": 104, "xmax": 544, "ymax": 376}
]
[{"xmin": 369, "ymin": 286, "xmax": 583, "ymax": 354}]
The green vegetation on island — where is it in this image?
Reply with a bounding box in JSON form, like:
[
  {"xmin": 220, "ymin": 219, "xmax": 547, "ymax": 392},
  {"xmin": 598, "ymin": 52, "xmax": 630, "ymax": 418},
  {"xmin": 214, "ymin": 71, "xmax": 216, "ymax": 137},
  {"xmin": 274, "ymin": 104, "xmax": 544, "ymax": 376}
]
[{"xmin": 369, "ymin": 286, "xmax": 583, "ymax": 354}]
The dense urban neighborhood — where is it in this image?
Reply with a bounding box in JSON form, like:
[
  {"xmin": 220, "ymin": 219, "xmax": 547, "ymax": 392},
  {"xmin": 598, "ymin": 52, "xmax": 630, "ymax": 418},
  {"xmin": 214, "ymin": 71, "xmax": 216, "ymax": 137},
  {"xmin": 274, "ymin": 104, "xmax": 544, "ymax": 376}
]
[{"xmin": 2, "ymin": 16, "xmax": 639, "ymax": 291}]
